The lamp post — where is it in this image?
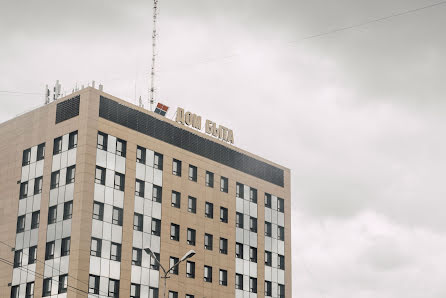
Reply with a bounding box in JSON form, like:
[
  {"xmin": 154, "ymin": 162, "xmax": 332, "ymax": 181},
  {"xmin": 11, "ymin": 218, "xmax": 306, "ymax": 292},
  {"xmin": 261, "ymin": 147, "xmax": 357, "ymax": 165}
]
[{"xmin": 144, "ymin": 248, "xmax": 196, "ymax": 298}]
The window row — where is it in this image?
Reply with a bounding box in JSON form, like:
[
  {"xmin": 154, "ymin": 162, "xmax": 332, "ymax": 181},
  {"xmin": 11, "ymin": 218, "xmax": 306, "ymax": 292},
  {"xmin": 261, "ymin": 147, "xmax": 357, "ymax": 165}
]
[
  {"xmin": 136, "ymin": 145, "xmax": 163, "ymax": 170},
  {"xmin": 265, "ymin": 193, "xmax": 285, "ymax": 213},
  {"xmin": 235, "ymin": 212, "xmax": 258, "ymax": 232},
  {"xmin": 13, "ymin": 246, "xmax": 37, "ymax": 268},
  {"xmin": 130, "ymin": 247, "xmax": 159, "ymax": 269},
  {"xmin": 265, "ymin": 281, "xmax": 285, "ymax": 297},
  {"xmin": 19, "ymin": 176, "xmax": 43, "ymax": 199},
  {"xmin": 44, "ymin": 237, "xmax": 71, "ymax": 260},
  {"xmin": 16, "ymin": 210, "xmax": 41, "ymax": 233},
  {"xmin": 11, "ymin": 281, "xmax": 34, "ymax": 298},
  {"xmin": 90, "ymin": 238, "xmax": 122, "ymax": 261},
  {"xmin": 95, "ymin": 167, "xmax": 125, "ymax": 191},
  {"xmin": 265, "ymin": 221, "xmax": 285, "ymax": 240},
  {"xmin": 129, "ymin": 283, "xmax": 159, "ymax": 298},
  {"xmin": 264, "ymin": 251, "xmax": 286, "ymax": 269},
  {"xmin": 98, "ymin": 131, "xmax": 126, "ymax": 157},
  {"xmin": 169, "ymin": 191, "xmax": 228, "ymax": 221},
  {"xmin": 235, "ymin": 274, "xmax": 258, "ymax": 293},
  {"xmin": 236, "ymin": 182, "xmax": 258, "ymax": 203},
  {"xmin": 235, "ymin": 243, "xmax": 258, "ymax": 263},
  {"xmin": 50, "ymin": 166, "xmax": 76, "ymax": 189},
  {"xmin": 88, "ymin": 275, "xmax": 120, "ymax": 297},
  {"xmin": 48, "ymin": 201, "xmax": 73, "ymax": 224},
  {"xmin": 22, "ymin": 143, "xmax": 45, "ymax": 166},
  {"xmin": 92, "ymin": 202, "xmax": 124, "ymax": 226},
  {"xmin": 134, "ymin": 179, "xmax": 162, "ymax": 202},
  {"xmin": 53, "ymin": 131, "xmax": 78, "ymax": 155}
]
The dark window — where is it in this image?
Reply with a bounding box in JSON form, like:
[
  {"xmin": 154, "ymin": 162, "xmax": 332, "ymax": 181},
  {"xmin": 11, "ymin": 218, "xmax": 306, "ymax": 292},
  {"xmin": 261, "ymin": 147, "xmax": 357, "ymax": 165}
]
[
  {"xmin": 131, "ymin": 283, "xmax": 141, "ymax": 298},
  {"xmin": 150, "ymin": 252, "xmax": 160, "ymax": 270},
  {"xmin": 187, "ymin": 228, "xmax": 196, "ymax": 246},
  {"xmin": 89, "ymin": 275, "xmax": 100, "ymax": 294},
  {"xmin": 265, "ymin": 221, "xmax": 272, "ymax": 237},
  {"xmin": 188, "ymin": 165, "xmax": 197, "ymax": 182},
  {"xmin": 91, "ymin": 238, "xmax": 102, "ymax": 257},
  {"xmin": 170, "ymin": 223, "xmax": 180, "ymax": 241},
  {"xmin": 132, "ymin": 248, "xmax": 142, "ymax": 266},
  {"xmin": 58, "ymin": 274, "xmax": 68, "ymax": 294},
  {"xmin": 50, "ymin": 171, "xmax": 60, "ymax": 189},
  {"xmin": 151, "ymin": 218, "xmax": 161, "ymax": 236},
  {"xmin": 250, "ymin": 188, "xmax": 257, "ymax": 203},
  {"xmin": 171, "ymin": 191, "xmax": 181, "ymax": 208},
  {"xmin": 68, "ymin": 131, "xmax": 78, "ymax": 149},
  {"xmin": 97, "ymin": 132, "xmax": 108, "ymax": 150},
  {"xmin": 135, "ymin": 179, "xmax": 145, "ymax": 197},
  {"xmin": 188, "ymin": 196, "xmax": 196, "ymax": 213},
  {"xmin": 134, "ymin": 213, "xmax": 143, "ymax": 231},
  {"xmin": 250, "ymin": 277, "xmax": 257, "ymax": 293},
  {"xmin": 108, "ymin": 279, "xmax": 120, "ymax": 298},
  {"xmin": 220, "ymin": 177, "xmax": 228, "ymax": 193},
  {"xmin": 236, "ymin": 182, "xmax": 244, "ymax": 198},
  {"xmin": 205, "ymin": 202, "xmax": 213, "ymax": 218},
  {"xmin": 114, "ymin": 172, "xmax": 125, "ymax": 191},
  {"xmin": 112, "ymin": 207, "xmax": 123, "ymax": 226},
  {"xmin": 278, "ymin": 284, "xmax": 285, "ymax": 298},
  {"xmin": 66, "ymin": 165, "xmax": 76, "ymax": 184},
  {"xmin": 19, "ymin": 182, "xmax": 28, "ymax": 199},
  {"xmin": 34, "ymin": 176, "xmax": 43, "ymax": 194},
  {"xmin": 28, "ymin": 246, "xmax": 37, "ymax": 264},
  {"xmin": 63, "ymin": 201, "xmax": 73, "ymax": 220},
  {"xmin": 53, "ymin": 137, "xmax": 62, "ymax": 155},
  {"xmin": 152, "ymin": 185, "xmax": 162, "ymax": 203},
  {"xmin": 205, "ymin": 171, "xmax": 214, "ymax": 188},
  {"xmin": 172, "ymin": 159, "xmax": 181, "ymax": 176},
  {"xmin": 149, "ymin": 287, "xmax": 159, "ymax": 298},
  {"xmin": 111, "ymin": 242, "xmax": 122, "ymax": 261},
  {"xmin": 31, "ymin": 211, "xmax": 40, "ymax": 229},
  {"xmin": 235, "ymin": 242, "xmax": 243, "ymax": 259},
  {"xmin": 265, "ymin": 251, "xmax": 272, "ymax": 266},
  {"xmin": 250, "ymin": 217, "xmax": 257, "ymax": 233},
  {"xmin": 250, "ymin": 246, "xmax": 257, "ymax": 263},
  {"xmin": 185, "ymin": 295, "xmax": 194, "ymax": 298},
  {"xmin": 48, "ymin": 206, "xmax": 57, "ymax": 224},
  {"xmin": 61, "ymin": 237, "xmax": 71, "ymax": 256},
  {"xmin": 136, "ymin": 146, "xmax": 146, "ymax": 164},
  {"xmin": 204, "ymin": 265, "xmax": 212, "ymax": 282},
  {"xmin": 95, "ymin": 166, "xmax": 106, "ymax": 185},
  {"xmin": 278, "ymin": 254, "xmax": 285, "ymax": 270},
  {"xmin": 25, "ymin": 282, "xmax": 34, "ymax": 298},
  {"xmin": 219, "ymin": 237, "xmax": 228, "ymax": 254},
  {"xmin": 186, "ymin": 261, "xmax": 195, "ymax": 278},
  {"xmin": 204, "ymin": 233, "xmax": 213, "ymax": 250},
  {"xmin": 116, "ymin": 138, "xmax": 126, "ymax": 157},
  {"xmin": 278, "ymin": 226, "xmax": 285, "ymax": 241},
  {"xmin": 219, "ymin": 269, "xmax": 227, "ymax": 286},
  {"xmin": 168, "ymin": 291, "xmax": 178, "ymax": 298},
  {"xmin": 22, "ymin": 148, "xmax": 31, "ymax": 166},
  {"xmin": 235, "ymin": 274, "xmax": 243, "ymax": 290},
  {"xmin": 93, "ymin": 201, "xmax": 104, "ymax": 220},
  {"xmin": 16, "ymin": 215, "xmax": 25, "ymax": 233},
  {"xmin": 37, "ymin": 143, "xmax": 45, "ymax": 161},
  {"xmin": 45, "ymin": 241, "xmax": 55, "ymax": 260},
  {"xmin": 278, "ymin": 198, "xmax": 285, "ymax": 213},
  {"xmin": 265, "ymin": 193, "xmax": 272, "ymax": 208},
  {"xmin": 11, "ymin": 285, "xmax": 19, "ymax": 298},
  {"xmin": 13, "ymin": 250, "xmax": 22, "ymax": 267},
  {"xmin": 265, "ymin": 281, "xmax": 272, "ymax": 296},
  {"xmin": 42, "ymin": 278, "xmax": 52, "ymax": 296},
  {"xmin": 220, "ymin": 207, "xmax": 228, "ymax": 223},
  {"xmin": 236, "ymin": 212, "xmax": 243, "ymax": 228},
  {"xmin": 169, "ymin": 256, "xmax": 179, "ymax": 275},
  {"xmin": 154, "ymin": 152, "xmax": 163, "ymax": 170}
]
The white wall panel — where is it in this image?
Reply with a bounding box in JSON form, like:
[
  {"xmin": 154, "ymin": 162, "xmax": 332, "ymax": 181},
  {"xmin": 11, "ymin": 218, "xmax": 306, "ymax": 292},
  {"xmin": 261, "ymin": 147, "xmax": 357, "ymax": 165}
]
[
  {"xmin": 54, "ymin": 240, "xmax": 62, "ymax": 259},
  {"xmin": 134, "ymin": 196, "xmax": 144, "ymax": 212},
  {"xmin": 46, "ymin": 224, "xmax": 56, "ymax": 242},
  {"xmin": 133, "ymin": 231, "xmax": 143, "ymax": 249},
  {"xmin": 56, "ymin": 204, "xmax": 64, "ymax": 222},
  {"xmin": 143, "ymin": 233, "xmax": 151, "ymax": 249},
  {"xmin": 15, "ymin": 233, "xmax": 24, "ymax": 250},
  {"xmin": 265, "ymin": 237, "xmax": 272, "ymax": 251},
  {"xmin": 20, "ymin": 266, "xmax": 28, "ymax": 284},
  {"xmin": 149, "ymin": 269, "xmax": 159, "ymax": 288},
  {"xmin": 278, "ymin": 241, "xmax": 284, "ymax": 255},
  {"xmin": 99, "ymin": 276, "xmax": 108, "ymax": 296},
  {"xmin": 44, "ymin": 260, "xmax": 53, "ymax": 278},
  {"xmin": 136, "ymin": 163, "xmax": 145, "ymax": 180},
  {"xmin": 67, "ymin": 148, "xmax": 77, "ymax": 166},
  {"xmin": 278, "ymin": 269, "xmax": 285, "ymax": 284},
  {"xmin": 145, "ymin": 149, "xmax": 154, "ymax": 167},
  {"xmin": 235, "ymin": 289, "xmax": 243, "ymax": 298},
  {"xmin": 91, "ymin": 220, "xmax": 103, "ymax": 238},
  {"xmin": 250, "ymin": 262, "xmax": 257, "ymax": 277},
  {"xmin": 94, "ymin": 184, "xmax": 105, "ymax": 202},
  {"xmin": 106, "ymin": 152, "xmax": 116, "ymax": 171},
  {"xmin": 18, "ymin": 199, "xmax": 27, "ymax": 216},
  {"xmin": 59, "ymin": 168, "xmax": 66, "ymax": 187},
  {"xmin": 141, "ymin": 268, "xmax": 150, "ymax": 286},
  {"xmin": 62, "ymin": 134, "xmax": 69, "ymax": 151},
  {"xmin": 30, "ymin": 146, "xmax": 37, "ymax": 163},
  {"xmin": 104, "ymin": 204, "xmax": 113, "ymax": 224},
  {"xmin": 113, "ymin": 190, "xmax": 124, "ymax": 208},
  {"xmin": 151, "ymin": 235, "xmax": 160, "ymax": 253},
  {"xmin": 144, "ymin": 183, "xmax": 153, "ymax": 200},
  {"xmin": 144, "ymin": 197, "xmax": 153, "ymax": 216},
  {"xmin": 58, "ymin": 186, "xmax": 66, "ymax": 204},
  {"xmin": 115, "ymin": 155, "xmax": 126, "ymax": 174},
  {"xmin": 142, "ymin": 250, "xmax": 151, "ymax": 268},
  {"xmin": 278, "ymin": 212, "xmax": 284, "ymax": 226},
  {"xmin": 52, "ymin": 155, "xmax": 60, "ymax": 172},
  {"xmin": 102, "ymin": 222, "xmax": 112, "ymax": 241},
  {"xmin": 28, "ymin": 162, "xmax": 36, "ymax": 180},
  {"xmin": 244, "ymin": 200, "xmax": 250, "ymax": 215},
  {"xmin": 96, "ymin": 149, "xmax": 107, "ymax": 168},
  {"xmin": 109, "ymin": 260, "xmax": 121, "ymax": 279},
  {"xmin": 32, "ymin": 194, "xmax": 41, "ymax": 212},
  {"xmin": 265, "ymin": 266, "xmax": 272, "ymax": 281},
  {"xmin": 152, "ymin": 202, "xmax": 162, "ymax": 220},
  {"xmin": 102, "ymin": 240, "xmax": 111, "ymax": 259},
  {"xmin": 111, "ymin": 225, "xmax": 122, "ymax": 243},
  {"xmin": 26, "ymin": 196, "xmax": 34, "ymax": 214},
  {"xmin": 145, "ymin": 166, "xmax": 154, "ymax": 183},
  {"xmin": 153, "ymin": 169, "xmax": 162, "ymax": 186},
  {"xmin": 60, "ymin": 151, "xmax": 68, "ymax": 169},
  {"xmin": 105, "ymin": 187, "xmax": 114, "ymax": 205},
  {"xmin": 236, "ymin": 197, "xmax": 244, "ymax": 213},
  {"xmin": 27, "ymin": 264, "xmax": 36, "ymax": 282},
  {"xmin": 21, "ymin": 165, "xmax": 30, "ymax": 182},
  {"xmin": 29, "ymin": 229, "xmax": 38, "ymax": 246},
  {"xmin": 65, "ymin": 183, "xmax": 74, "ymax": 202},
  {"xmin": 60, "ymin": 256, "xmax": 69, "ymax": 274},
  {"xmin": 105, "ymin": 169, "xmax": 114, "ymax": 188},
  {"xmin": 23, "ymin": 230, "xmax": 30, "ymax": 248},
  {"xmin": 236, "ymin": 228, "xmax": 244, "ymax": 243},
  {"xmin": 250, "ymin": 232, "xmax": 257, "ymax": 248},
  {"xmin": 131, "ymin": 265, "xmax": 142, "ymax": 284},
  {"xmin": 35, "ymin": 160, "xmax": 44, "ymax": 177},
  {"xmin": 107, "ymin": 135, "xmax": 116, "ymax": 154},
  {"xmin": 236, "ymin": 258, "xmax": 244, "ymax": 273},
  {"xmin": 101, "ymin": 258, "xmax": 110, "ymax": 278},
  {"xmin": 62, "ymin": 220, "xmax": 72, "ymax": 238},
  {"xmin": 49, "ymin": 189, "xmax": 58, "ymax": 206},
  {"xmin": 250, "ymin": 202, "xmax": 257, "ymax": 218}
]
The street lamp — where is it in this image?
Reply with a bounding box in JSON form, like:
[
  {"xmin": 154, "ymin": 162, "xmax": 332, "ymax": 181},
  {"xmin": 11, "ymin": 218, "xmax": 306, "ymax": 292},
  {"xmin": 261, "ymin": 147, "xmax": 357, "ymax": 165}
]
[{"xmin": 144, "ymin": 248, "xmax": 196, "ymax": 298}]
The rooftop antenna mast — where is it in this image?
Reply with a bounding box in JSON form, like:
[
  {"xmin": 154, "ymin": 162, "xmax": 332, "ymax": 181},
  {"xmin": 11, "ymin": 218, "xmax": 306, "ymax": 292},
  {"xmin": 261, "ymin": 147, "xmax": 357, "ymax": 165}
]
[{"xmin": 148, "ymin": 0, "xmax": 159, "ymax": 111}]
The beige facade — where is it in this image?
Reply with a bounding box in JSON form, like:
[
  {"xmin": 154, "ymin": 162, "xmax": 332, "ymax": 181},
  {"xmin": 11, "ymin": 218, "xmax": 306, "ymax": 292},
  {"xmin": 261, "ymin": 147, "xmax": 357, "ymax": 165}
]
[{"xmin": 0, "ymin": 87, "xmax": 291, "ymax": 298}]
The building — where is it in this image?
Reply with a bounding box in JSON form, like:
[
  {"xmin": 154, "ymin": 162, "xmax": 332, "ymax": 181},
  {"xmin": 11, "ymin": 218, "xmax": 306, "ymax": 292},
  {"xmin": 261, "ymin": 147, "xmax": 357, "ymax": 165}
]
[{"xmin": 0, "ymin": 87, "xmax": 291, "ymax": 298}]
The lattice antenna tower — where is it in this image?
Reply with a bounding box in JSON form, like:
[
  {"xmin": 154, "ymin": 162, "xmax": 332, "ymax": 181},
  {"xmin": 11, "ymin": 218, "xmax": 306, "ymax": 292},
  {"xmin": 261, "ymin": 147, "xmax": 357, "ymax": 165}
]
[{"xmin": 148, "ymin": 0, "xmax": 159, "ymax": 111}]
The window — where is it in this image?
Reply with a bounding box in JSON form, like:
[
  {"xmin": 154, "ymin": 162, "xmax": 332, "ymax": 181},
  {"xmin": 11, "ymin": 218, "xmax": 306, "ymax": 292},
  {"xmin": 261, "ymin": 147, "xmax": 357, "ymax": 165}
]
[
  {"xmin": 265, "ymin": 221, "xmax": 272, "ymax": 237},
  {"xmin": 188, "ymin": 196, "xmax": 196, "ymax": 213},
  {"xmin": 250, "ymin": 217, "xmax": 257, "ymax": 233},
  {"xmin": 205, "ymin": 171, "xmax": 214, "ymax": 187},
  {"xmin": 278, "ymin": 284, "xmax": 285, "ymax": 298},
  {"xmin": 131, "ymin": 283, "xmax": 141, "ymax": 298},
  {"xmin": 249, "ymin": 277, "xmax": 257, "ymax": 293},
  {"xmin": 108, "ymin": 279, "xmax": 120, "ymax": 298},
  {"xmin": 219, "ymin": 269, "xmax": 228, "ymax": 286},
  {"xmin": 11, "ymin": 285, "xmax": 19, "ymax": 298},
  {"xmin": 187, "ymin": 228, "xmax": 196, "ymax": 245},
  {"xmin": 278, "ymin": 254, "xmax": 285, "ymax": 270},
  {"xmin": 205, "ymin": 202, "xmax": 214, "ymax": 218},
  {"xmin": 151, "ymin": 218, "xmax": 161, "ymax": 236},
  {"xmin": 172, "ymin": 159, "xmax": 181, "ymax": 176},
  {"xmin": 28, "ymin": 246, "xmax": 37, "ymax": 264},
  {"xmin": 204, "ymin": 265, "xmax": 212, "ymax": 282},
  {"xmin": 45, "ymin": 241, "xmax": 55, "ymax": 260},
  {"xmin": 152, "ymin": 185, "xmax": 162, "ymax": 203},
  {"xmin": 114, "ymin": 172, "xmax": 125, "ymax": 191},
  {"xmin": 58, "ymin": 274, "xmax": 68, "ymax": 294},
  {"xmin": 235, "ymin": 274, "xmax": 243, "ymax": 290},
  {"xmin": 89, "ymin": 275, "xmax": 100, "ymax": 294},
  {"xmin": 135, "ymin": 179, "xmax": 145, "ymax": 197},
  {"xmin": 235, "ymin": 243, "xmax": 243, "ymax": 259},
  {"xmin": 149, "ymin": 287, "xmax": 159, "ymax": 298},
  {"xmin": 171, "ymin": 191, "xmax": 181, "ymax": 208},
  {"xmin": 53, "ymin": 137, "xmax": 62, "ymax": 155},
  {"xmin": 236, "ymin": 182, "xmax": 244, "ymax": 198},
  {"xmin": 250, "ymin": 188, "xmax": 257, "ymax": 203},
  {"xmin": 265, "ymin": 251, "xmax": 272, "ymax": 266},
  {"xmin": 91, "ymin": 238, "xmax": 102, "ymax": 257},
  {"xmin": 220, "ymin": 176, "xmax": 228, "ymax": 193},
  {"xmin": 220, "ymin": 207, "xmax": 228, "ymax": 223},
  {"xmin": 186, "ymin": 295, "xmax": 194, "ymax": 298},
  {"xmin": 278, "ymin": 226, "xmax": 285, "ymax": 241},
  {"xmin": 278, "ymin": 198, "xmax": 285, "ymax": 213},
  {"xmin": 186, "ymin": 261, "xmax": 195, "ymax": 278},
  {"xmin": 25, "ymin": 283, "xmax": 35, "ymax": 298},
  {"xmin": 136, "ymin": 146, "xmax": 146, "ymax": 164},
  {"xmin": 134, "ymin": 213, "xmax": 143, "ymax": 231},
  {"xmin": 22, "ymin": 148, "xmax": 31, "ymax": 166},
  {"xmin": 168, "ymin": 291, "xmax": 178, "ymax": 298},
  {"xmin": 169, "ymin": 256, "xmax": 179, "ymax": 275},
  {"xmin": 112, "ymin": 207, "xmax": 123, "ymax": 226},
  {"xmin": 116, "ymin": 138, "xmax": 126, "ymax": 157},
  {"xmin": 249, "ymin": 246, "xmax": 257, "ymax": 263},
  {"xmin": 111, "ymin": 242, "xmax": 122, "ymax": 261},
  {"xmin": 219, "ymin": 238, "xmax": 228, "ymax": 254},
  {"xmin": 19, "ymin": 182, "xmax": 28, "ymax": 199},
  {"xmin": 64, "ymin": 166, "xmax": 73, "ymax": 184},
  {"xmin": 97, "ymin": 132, "xmax": 108, "ymax": 150},
  {"xmin": 68, "ymin": 131, "xmax": 78, "ymax": 149},
  {"xmin": 236, "ymin": 212, "xmax": 243, "ymax": 228},
  {"xmin": 34, "ymin": 176, "xmax": 43, "ymax": 194},
  {"xmin": 170, "ymin": 223, "xmax": 180, "ymax": 241},
  {"xmin": 150, "ymin": 252, "xmax": 160, "ymax": 270},
  {"xmin": 204, "ymin": 233, "xmax": 213, "ymax": 250},
  {"xmin": 132, "ymin": 248, "xmax": 142, "ymax": 266},
  {"xmin": 95, "ymin": 166, "xmax": 106, "ymax": 185},
  {"xmin": 48, "ymin": 206, "xmax": 57, "ymax": 224},
  {"xmin": 265, "ymin": 193, "xmax": 272, "ymax": 208},
  {"xmin": 42, "ymin": 278, "xmax": 52, "ymax": 296},
  {"xmin": 16, "ymin": 215, "xmax": 25, "ymax": 233},
  {"xmin": 154, "ymin": 152, "xmax": 163, "ymax": 170},
  {"xmin": 37, "ymin": 143, "xmax": 45, "ymax": 161},
  {"xmin": 31, "ymin": 211, "xmax": 40, "ymax": 229},
  {"xmin": 50, "ymin": 170, "xmax": 60, "ymax": 189},
  {"xmin": 93, "ymin": 201, "xmax": 104, "ymax": 220},
  {"xmin": 61, "ymin": 237, "xmax": 71, "ymax": 256},
  {"xmin": 188, "ymin": 165, "xmax": 197, "ymax": 182},
  {"xmin": 63, "ymin": 201, "xmax": 73, "ymax": 220},
  {"xmin": 13, "ymin": 250, "xmax": 22, "ymax": 267},
  {"xmin": 265, "ymin": 281, "xmax": 272, "ymax": 296}
]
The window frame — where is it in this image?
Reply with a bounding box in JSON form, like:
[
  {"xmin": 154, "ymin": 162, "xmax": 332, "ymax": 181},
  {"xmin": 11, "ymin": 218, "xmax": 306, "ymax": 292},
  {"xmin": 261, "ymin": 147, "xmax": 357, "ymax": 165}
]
[
  {"xmin": 154, "ymin": 152, "xmax": 163, "ymax": 170},
  {"xmin": 28, "ymin": 246, "xmax": 37, "ymax": 264},
  {"xmin": 45, "ymin": 241, "xmax": 55, "ymax": 260},
  {"xmin": 152, "ymin": 185, "xmax": 162, "ymax": 203},
  {"xmin": 220, "ymin": 176, "xmax": 228, "ymax": 193},
  {"xmin": 48, "ymin": 206, "xmax": 57, "ymax": 224},
  {"xmin": 34, "ymin": 176, "xmax": 43, "ymax": 195},
  {"xmin": 68, "ymin": 131, "xmax": 78, "ymax": 150},
  {"xmin": 95, "ymin": 166, "xmax": 106, "ymax": 185},
  {"xmin": 92, "ymin": 201, "xmax": 104, "ymax": 221},
  {"xmin": 53, "ymin": 137, "xmax": 62, "ymax": 155},
  {"xmin": 22, "ymin": 148, "xmax": 31, "ymax": 166},
  {"xmin": 135, "ymin": 179, "xmax": 145, "ymax": 197},
  {"xmin": 219, "ymin": 237, "xmax": 228, "ymax": 254},
  {"xmin": 171, "ymin": 190, "xmax": 181, "ymax": 208},
  {"xmin": 188, "ymin": 196, "xmax": 196, "ymax": 213},
  {"xmin": 170, "ymin": 223, "xmax": 180, "ymax": 241},
  {"xmin": 132, "ymin": 248, "xmax": 142, "ymax": 266},
  {"xmin": 205, "ymin": 171, "xmax": 214, "ymax": 188},
  {"xmin": 63, "ymin": 201, "xmax": 73, "ymax": 220},
  {"xmin": 204, "ymin": 233, "xmax": 213, "ymax": 251},
  {"xmin": 169, "ymin": 256, "xmax": 179, "ymax": 275},
  {"xmin": 50, "ymin": 170, "xmax": 60, "ymax": 189},
  {"xmin": 136, "ymin": 146, "xmax": 146, "ymax": 164},
  {"xmin": 235, "ymin": 242, "xmax": 243, "ymax": 259},
  {"xmin": 220, "ymin": 207, "xmax": 228, "ymax": 223},
  {"xmin": 61, "ymin": 237, "xmax": 71, "ymax": 256},
  {"xmin": 91, "ymin": 238, "xmax": 102, "ymax": 257},
  {"xmin": 89, "ymin": 275, "xmax": 100, "ymax": 294},
  {"xmin": 112, "ymin": 207, "xmax": 123, "ymax": 226},
  {"xmin": 116, "ymin": 138, "xmax": 127, "ymax": 157},
  {"xmin": 205, "ymin": 202, "xmax": 213, "ymax": 219},
  {"xmin": 19, "ymin": 182, "xmax": 28, "ymax": 199},
  {"xmin": 172, "ymin": 159, "xmax": 181, "ymax": 176},
  {"xmin": 188, "ymin": 164, "xmax": 197, "ymax": 182},
  {"xmin": 16, "ymin": 215, "xmax": 25, "ymax": 233},
  {"xmin": 219, "ymin": 269, "xmax": 228, "ymax": 286},
  {"xmin": 204, "ymin": 265, "xmax": 212, "ymax": 283},
  {"xmin": 187, "ymin": 228, "xmax": 196, "ymax": 246},
  {"xmin": 114, "ymin": 172, "xmax": 125, "ymax": 191},
  {"xmin": 236, "ymin": 212, "xmax": 244, "ymax": 229},
  {"xmin": 110, "ymin": 242, "xmax": 122, "ymax": 262},
  {"xmin": 37, "ymin": 143, "xmax": 45, "ymax": 161},
  {"xmin": 97, "ymin": 132, "xmax": 108, "ymax": 151},
  {"xmin": 133, "ymin": 213, "xmax": 143, "ymax": 231}
]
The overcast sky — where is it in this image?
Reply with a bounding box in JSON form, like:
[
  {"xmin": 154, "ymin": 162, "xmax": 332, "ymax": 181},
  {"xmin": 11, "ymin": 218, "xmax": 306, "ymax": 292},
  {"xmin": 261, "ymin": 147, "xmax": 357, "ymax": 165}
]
[{"xmin": 2, "ymin": 0, "xmax": 446, "ymax": 297}]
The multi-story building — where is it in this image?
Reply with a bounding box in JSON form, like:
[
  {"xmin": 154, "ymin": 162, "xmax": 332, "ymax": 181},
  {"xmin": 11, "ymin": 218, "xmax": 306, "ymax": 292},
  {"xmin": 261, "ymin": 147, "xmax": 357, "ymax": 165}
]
[{"xmin": 0, "ymin": 87, "xmax": 291, "ymax": 298}]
